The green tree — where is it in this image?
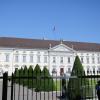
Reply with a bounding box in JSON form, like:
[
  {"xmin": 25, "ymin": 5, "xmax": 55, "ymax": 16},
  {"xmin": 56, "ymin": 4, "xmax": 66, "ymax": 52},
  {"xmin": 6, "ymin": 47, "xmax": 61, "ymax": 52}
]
[
  {"xmin": 28, "ymin": 65, "xmax": 33, "ymax": 77},
  {"xmin": 19, "ymin": 67, "xmax": 24, "ymax": 84},
  {"xmin": 28, "ymin": 65, "xmax": 34, "ymax": 88},
  {"xmin": 14, "ymin": 68, "xmax": 19, "ymax": 83},
  {"xmin": 23, "ymin": 66, "xmax": 28, "ymax": 86},
  {"xmin": 36, "ymin": 67, "xmax": 55, "ymax": 91},
  {"xmin": 67, "ymin": 56, "xmax": 92, "ymax": 100},
  {"xmin": 33, "ymin": 64, "xmax": 41, "ymax": 89}
]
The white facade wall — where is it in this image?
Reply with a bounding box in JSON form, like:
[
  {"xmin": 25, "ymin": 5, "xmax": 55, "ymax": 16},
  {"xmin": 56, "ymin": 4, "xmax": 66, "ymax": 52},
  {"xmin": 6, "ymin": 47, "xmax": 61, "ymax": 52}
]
[{"xmin": 0, "ymin": 43, "xmax": 100, "ymax": 76}]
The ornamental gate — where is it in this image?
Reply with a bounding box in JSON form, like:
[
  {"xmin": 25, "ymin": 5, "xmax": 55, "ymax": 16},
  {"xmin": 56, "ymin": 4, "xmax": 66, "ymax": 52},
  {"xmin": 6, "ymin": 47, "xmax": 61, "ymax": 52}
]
[{"xmin": 1, "ymin": 72, "xmax": 100, "ymax": 100}]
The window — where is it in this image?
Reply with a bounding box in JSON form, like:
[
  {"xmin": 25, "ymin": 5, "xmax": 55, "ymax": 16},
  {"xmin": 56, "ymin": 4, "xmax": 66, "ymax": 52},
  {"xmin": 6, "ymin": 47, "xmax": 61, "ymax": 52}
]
[
  {"xmin": 86, "ymin": 57, "xmax": 89, "ymax": 64},
  {"xmin": 44, "ymin": 56, "xmax": 47, "ymax": 63},
  {"xmin": 98, "ymin": 57, "xmax": 100, "ymax": 64},
  {"xmin": 53, "ymin": 57, "xmax": 56, "ymax": 63},
  {"xmin": 5, "ymin": 54, "xmax": 9, "ymax": 62},
  {"xmin": 97, "ymin": 67, "xmax": 100, "ymax": 73},
  {"xmin": 92, "ymin": 57, "xmax": 95, "ymax": 63},
  {"xmin": 87, "ymin": 68, "xmax": 90, "ymax": 74},
  {"xmin": 23, "ymin": 55, "xmax": 26, "ymax": 62},
  {"xmin": 15, "ymin": 55, "xmax": 19, "ymax": 62},
  {"xmin": 87, "ymin": 53, "xmax": 89, "ymax": 56},
  {"xmin": 15, "ymin": 51, "xmax": 19, "ymax": 53},
  {"xmin": 60, "ymin": 57, "xmax": 63, "ymax": 63},
  {"xmin": 93, "ymin": 68, "xmax": 95, "ymax": 74},
  {"xmin": 30, "ymin": 55, "xmax": 33, "ymax": 63},
  {"xmin": 68, "ymin": 57, "xmax": 70, "ymax": 63},
  {"xmin": 68, "ymin": 68, "xmax": 71, "ymax": 73},
  {"xmin": 37, "ymin": 55, "xmax": 40, "ymax": 63},
  {"xmin": 81, "ymin": 57, "xmax": 84, "ymax": 63},
  {"xmin": 52, "ymin": 68, "xmax": 57, "ymax": 74}
]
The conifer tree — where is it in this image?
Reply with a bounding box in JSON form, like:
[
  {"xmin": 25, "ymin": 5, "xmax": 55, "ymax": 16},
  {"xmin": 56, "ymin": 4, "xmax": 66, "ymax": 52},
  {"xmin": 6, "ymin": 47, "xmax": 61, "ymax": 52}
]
[
  {"xmin": 67, "ymin": 56, "xmax": 92, "ymax": 99},
  {"xmin": 36, "ymin": 66, "xmax": 55, "ymax": 91},
  {"xmin": 33, "ymin": 64, "xmax": 41, "ymax": 90}
]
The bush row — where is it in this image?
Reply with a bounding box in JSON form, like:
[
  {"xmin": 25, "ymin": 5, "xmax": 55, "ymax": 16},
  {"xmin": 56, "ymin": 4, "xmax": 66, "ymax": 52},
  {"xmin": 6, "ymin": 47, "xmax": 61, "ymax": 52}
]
[{"xmin": 14, "ymin": 64, "xmax": 55, "ymax": 91}]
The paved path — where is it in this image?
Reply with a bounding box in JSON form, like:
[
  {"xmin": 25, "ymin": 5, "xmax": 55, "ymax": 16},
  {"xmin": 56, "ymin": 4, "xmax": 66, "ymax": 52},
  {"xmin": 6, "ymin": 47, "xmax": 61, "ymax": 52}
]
[{"xmin": 0, "ymin": 80, "xmax": 68, "ymax": 100}]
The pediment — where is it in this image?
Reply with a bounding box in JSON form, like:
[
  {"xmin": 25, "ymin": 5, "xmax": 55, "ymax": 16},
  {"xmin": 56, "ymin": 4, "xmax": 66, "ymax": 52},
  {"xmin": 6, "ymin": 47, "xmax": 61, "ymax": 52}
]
[{"xmin": 49, "ymin": 44, "xmax": 74, "ymax": 52}]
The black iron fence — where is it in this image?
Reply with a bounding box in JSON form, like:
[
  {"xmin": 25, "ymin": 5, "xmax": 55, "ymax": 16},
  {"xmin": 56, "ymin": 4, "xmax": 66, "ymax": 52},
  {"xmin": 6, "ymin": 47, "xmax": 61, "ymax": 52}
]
[{"xmin": 1, "ymin": 72, "xmax": 100, "ymax": 100}]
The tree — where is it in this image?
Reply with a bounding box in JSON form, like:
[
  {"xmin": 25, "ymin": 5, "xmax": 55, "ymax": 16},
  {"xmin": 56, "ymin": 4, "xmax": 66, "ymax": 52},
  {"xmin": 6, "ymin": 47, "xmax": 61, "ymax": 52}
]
[
  {"xmin": 36, "ymin": 67, "xmax": 55, "ymax": 91},
  {"xmin": 19, "ymin": 67, "xmax": 24, "ymax": 85},
  {"xmin": 33, "ymin": 64, "xmax": 41, "ymax": 89},
  {"xmin": 23, "ymin": 66, "xmax": 28, "ymax": 86},
  {"xmin": 67, "ymin": 56, "xmax": 92, "ymax": 100},
  {"xmin": 14, "ymin": 68, "xmax": 19, "ymax": 83},
  {"xmin": 33, "ymin": 64, "xmax": 41, "ymax": 77},
  {"xmin": 28, "ymin": 65, "xmax": 34, "ymax": 88}
]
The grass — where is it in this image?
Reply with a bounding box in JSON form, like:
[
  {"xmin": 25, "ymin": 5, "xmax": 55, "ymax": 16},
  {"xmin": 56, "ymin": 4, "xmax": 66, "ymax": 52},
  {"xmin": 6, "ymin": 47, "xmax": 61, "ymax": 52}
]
[
  {"xmin": 54, "ymin": 78, "xmax": 98, "ymax": 91},
  {"xmin": 54, "ymin": 79, "xmax": 62, "ymax": 91}
]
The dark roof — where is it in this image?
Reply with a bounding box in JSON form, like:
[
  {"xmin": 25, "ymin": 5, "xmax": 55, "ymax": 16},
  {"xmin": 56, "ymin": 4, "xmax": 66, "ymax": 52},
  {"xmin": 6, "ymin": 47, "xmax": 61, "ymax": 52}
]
[{"xmin": 0, "ymin": 37, "xmax": 100, "ymax": 52}]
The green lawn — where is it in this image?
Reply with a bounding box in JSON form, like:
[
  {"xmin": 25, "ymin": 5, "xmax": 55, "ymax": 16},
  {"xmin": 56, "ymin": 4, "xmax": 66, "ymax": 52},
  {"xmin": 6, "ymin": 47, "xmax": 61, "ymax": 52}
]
[
  {"xmin": 54, "ymin": 80, "xmax": 62, "ymax": 91},
  {"xmin": 54, "ymin": 78, "xmax": 98, "ymax": 91}
]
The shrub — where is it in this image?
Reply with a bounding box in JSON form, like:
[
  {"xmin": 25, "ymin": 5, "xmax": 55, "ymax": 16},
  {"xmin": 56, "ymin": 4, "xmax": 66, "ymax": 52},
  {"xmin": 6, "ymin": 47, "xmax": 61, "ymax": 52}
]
[
  {"xmin": 23, "ymin": 66, "xmax": 28, "ymax": 86},
  {"xmin": 36, "ymin": 67, "xmax": 55, "ymax": 91},
  {"xmin": 33, "ymin": 64, "xmax": 41, "ymax": 89},
  {"xmin": 28, "ymin": 65, "xmax": 34, "ymax": 88},
  {"xmin": 14, "ymin": 68, "xmax": 19, "ymax": 83},
  {"xmin": 67, "ymin": 56, "xmax": 93, "ymax": 100}
]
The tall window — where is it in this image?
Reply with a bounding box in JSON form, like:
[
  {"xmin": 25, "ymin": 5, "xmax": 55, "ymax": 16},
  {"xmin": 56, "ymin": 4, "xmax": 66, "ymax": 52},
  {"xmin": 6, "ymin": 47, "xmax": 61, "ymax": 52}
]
[
  {"xmin": 98, "ymin": 67, "xmax": 100, "ymax": 73},
  {"xmin": 44, "ymin": 56, "xmax": 47, "ymax": 63},
  {"xmin": 93, "ymin": 68, "xmax": 95, "ymax": 74},
  {"xmin": 86, "ymin": 57, "xmax": 89, "ymax": 64},
  {"xmin": 30, "ymin": 55, "xmax": 33, "ymax": 63},
  {"xmin": 15, "ymin": 55, "xmax": 19, "ymax": 62},
  {"xmin": 81, "ymin": 57, "xmax": 84, "ymax": 63},
  {"xmin": 92, "ymin": 57, "xmax": 95, "ymax": 63},
  {"xmin": 60, "ymin": 57, "xmax": 63, "ymax": 63},
  {"xmin": 87, "ymin": 68, "xmax": 90, "ymax": 74},
  {"xmin": 68, "ymin": 57, "xmax": 70, "ymax": 63},
  {"xmin": 53, "ymin": 57, "xmax": 56, "ymax": 63},
  {"xmin": 98, "ymin": 57, "xmax": 100, "ymax": 64},
  {"xmin": 5, "ymin": 54, "xmax": 9, "ymax": 62},
  {"xmin": 37, "ymin": 55, "xmax": 40, "ymax": 63},
  {"xmin": 68, "ymin": 68, "xmax": 71, "ymax": 73},
  {"xmin": 23, "ymin": 55, "xmax": 26, "ymax": 63},
  {"xmin": 52, "ymin": 68, "xmax": 57, "ymax": 74}
]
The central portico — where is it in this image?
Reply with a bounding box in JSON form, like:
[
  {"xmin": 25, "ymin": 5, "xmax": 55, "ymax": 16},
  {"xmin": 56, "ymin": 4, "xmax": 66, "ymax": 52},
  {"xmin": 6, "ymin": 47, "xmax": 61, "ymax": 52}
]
[{"xmin": 48, "ymin": 42, "xmax": 75, "ymax": 76}]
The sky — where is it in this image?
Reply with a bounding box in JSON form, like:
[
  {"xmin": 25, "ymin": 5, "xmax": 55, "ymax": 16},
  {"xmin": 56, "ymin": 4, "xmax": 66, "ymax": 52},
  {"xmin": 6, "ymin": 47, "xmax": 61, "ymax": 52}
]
[{"xmin": 0, "ymin": 0, "xmax": 100, "ymax": 43}]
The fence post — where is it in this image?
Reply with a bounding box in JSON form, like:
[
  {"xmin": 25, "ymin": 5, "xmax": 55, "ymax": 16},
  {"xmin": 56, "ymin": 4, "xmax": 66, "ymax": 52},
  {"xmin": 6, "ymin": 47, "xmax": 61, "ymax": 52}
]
[
  {"xmin": 62, "ymin": 73, "xmax": 67, "ymax": 98},
  {"xmin": 2, "ymin": 72, "xmax": 8, "ymax": 100},
  {"xmin": 11, "ymin": 73, "xmax": 14, "ymax": 100}
]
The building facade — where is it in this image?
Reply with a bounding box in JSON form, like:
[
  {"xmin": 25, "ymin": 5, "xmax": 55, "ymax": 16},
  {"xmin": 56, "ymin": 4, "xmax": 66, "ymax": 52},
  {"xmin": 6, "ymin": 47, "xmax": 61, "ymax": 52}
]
[{"xmin": 0, "ymin": 37, "xmax": 100, "ymax": 76}]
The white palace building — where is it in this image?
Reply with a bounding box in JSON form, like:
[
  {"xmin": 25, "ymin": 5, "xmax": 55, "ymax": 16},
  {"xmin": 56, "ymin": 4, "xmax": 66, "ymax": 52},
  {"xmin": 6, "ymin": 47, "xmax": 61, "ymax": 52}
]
[{"xmin": 0, "ymin": 37, "xmax": 100, "ymax": 76}]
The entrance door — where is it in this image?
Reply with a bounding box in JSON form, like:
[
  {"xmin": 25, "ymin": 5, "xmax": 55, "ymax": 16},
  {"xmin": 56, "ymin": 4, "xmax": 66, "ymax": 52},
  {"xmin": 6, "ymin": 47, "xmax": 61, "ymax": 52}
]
[{"xmin": 60, "ymin": 68, "xmax": 64, "ymax": 76}]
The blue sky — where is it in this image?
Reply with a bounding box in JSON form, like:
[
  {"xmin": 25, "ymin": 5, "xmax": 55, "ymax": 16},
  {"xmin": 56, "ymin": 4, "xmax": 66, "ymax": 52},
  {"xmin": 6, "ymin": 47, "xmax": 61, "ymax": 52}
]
[{"xmin": 0, "ymin": 0, "xmax": 100, "ymax": 43}]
